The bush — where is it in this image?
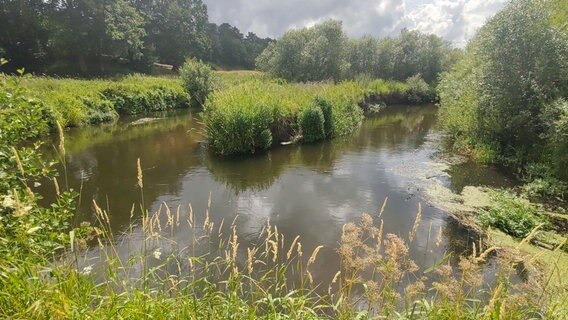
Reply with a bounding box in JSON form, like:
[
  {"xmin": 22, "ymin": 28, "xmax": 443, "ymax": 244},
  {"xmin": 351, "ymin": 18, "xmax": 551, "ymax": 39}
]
[
  {"xmin": 480, "ymin": 191, "xmax": 542, "ymax": 238},
  {"xmin": 180, "ymin": 58, "xmax": 215, "ymax": 107},
  {"xmin": 0, "ymin": 75, "xmax": 54, "ymax": 143},
  {"xmin": 314, "ymin": 98, "xmax": 334, "ymax": 137},
  {"xmin": 16, "ymin": 75, "xmax": 189, "ymax": 127},
  {"xmin": 1, "ymin": 65, "xmax": 78, "ymax": 260},
  {"xmin": 103, "ymin": 82, "xmax": 189, "ymax": 115},
  {"xmin": 299, "ymin": 104, "xmax": 325, "ymax": 143},
  {"xmin": 406, "ymin": 74, "xmax": 433, "ymax": 103}
]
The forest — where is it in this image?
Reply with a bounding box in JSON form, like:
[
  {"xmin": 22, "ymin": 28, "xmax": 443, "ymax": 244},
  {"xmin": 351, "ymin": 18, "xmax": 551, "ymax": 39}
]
[{"xmin": 0, "ymin": 0, "xmax": 272, "ymax": 74}]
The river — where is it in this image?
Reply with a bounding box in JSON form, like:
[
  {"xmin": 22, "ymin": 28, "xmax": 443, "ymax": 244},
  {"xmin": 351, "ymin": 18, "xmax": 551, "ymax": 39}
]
[{"xmin": 38, "ymin": 105, "xmax": 516, "ymax": 285}]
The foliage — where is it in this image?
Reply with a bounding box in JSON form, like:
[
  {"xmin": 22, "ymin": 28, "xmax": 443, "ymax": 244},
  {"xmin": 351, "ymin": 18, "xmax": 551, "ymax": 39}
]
[
  {"xmin": 438, "ymin": 0, "xmax": 568, "ymax": 183},
  {"xmin": 206, "ymin": 23, "xmax": 273, "ymax": 69},
  {"xmin": 18, "ymin": 74, "xmax": 189, "ymax": 127},
  {"xmin": 138, "ymin": 0, "xmax": 209, "ymax": 70},
  {"xmin": 0, "ymin": 64, "xmax": 77, "ymax": 261},
  {"xmin": 103, "ymin": 75, "xmax": 190, "ymax": 114},
  {"xmin": 480, "ymin": 191, "xmax": 542, "ymax": 238},
  {"xmin": 299, "ymin": 104, "xmax": 326, "ymax": 143},
  {"xmin": 0, "ymin": 70, "xmax": 54, "ymax": 142},
  {"xmin": 180, "ymin": 59, "xmax": 216, "ymax": 107},
  {"xmin": 405, "ymin": 74, "xmax": 434, "ymax": 103},
  {"xmin": 256, "ymin": 20, "xmax": 349, "ymax": 82},
  {"xmin": 0, "ymin": 0, "xmax": 271, "ymax": 75},
  {"xmin": 258, "ymin": 21, "xmax": 453, "ymax": 83},
  {"xmin": 203, "ymin": 79, "xmax": 368, "ymax": 155}
]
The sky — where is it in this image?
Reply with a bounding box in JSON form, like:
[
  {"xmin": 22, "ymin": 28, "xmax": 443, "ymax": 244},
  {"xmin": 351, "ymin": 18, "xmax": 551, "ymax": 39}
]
[{"xmin": 204, "ymin": 0, "xmax": 508, "ymax": 47}]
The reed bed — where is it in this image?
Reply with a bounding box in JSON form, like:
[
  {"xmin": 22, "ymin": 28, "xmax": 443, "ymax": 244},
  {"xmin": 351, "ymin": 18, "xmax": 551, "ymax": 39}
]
[{"xmin": 203, "ymin": 77, "xmax": 434, "ymax": 155}]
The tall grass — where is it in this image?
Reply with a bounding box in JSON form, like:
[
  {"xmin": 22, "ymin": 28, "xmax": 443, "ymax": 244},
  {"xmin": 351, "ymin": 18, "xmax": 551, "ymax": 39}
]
[
  {"xmin": 203, "ymin": 76, "xmax": 434, "ymax": 155},
  {"xmin": 2, "ymin": 183, "xmax": 565, "ymax": 318},
  {"xmin": 18, "ymin": 74, "xmax": 190, "ymax": 127}
]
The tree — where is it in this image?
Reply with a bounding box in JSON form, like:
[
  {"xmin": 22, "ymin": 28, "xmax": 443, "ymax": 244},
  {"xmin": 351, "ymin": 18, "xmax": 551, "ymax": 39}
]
[
  {"xmin": 346, "ymin": 36, "xmax": 380, "ymax": 78},
  {"xmin": 0, "ymin": 0, "xmax": 49, "ymax": 72},
  {"xmin": 44, "ymin": 0, "xmax": 145, "ymax": 73},
  {"xmin": 141, "ymin": 0, "xmax": 209, "ymax": 70},
  {"xmin": 439, "ymin": 0, "xmax": 568, "ymax": 177},
  {"xmin": 256, "ymin": 20, "xmax": 347, "ymax": 82}
]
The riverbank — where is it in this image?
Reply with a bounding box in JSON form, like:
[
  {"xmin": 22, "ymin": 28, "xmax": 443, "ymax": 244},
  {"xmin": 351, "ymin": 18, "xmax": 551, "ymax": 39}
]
[{"xmin": 407, "ymin": 142, "xmax": 568, "ymax": 313}]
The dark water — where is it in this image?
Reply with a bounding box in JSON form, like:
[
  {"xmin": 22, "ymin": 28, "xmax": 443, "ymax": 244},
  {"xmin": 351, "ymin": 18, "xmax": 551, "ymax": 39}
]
[{"xmin": 39, "ymin": 105, "xmax": 512, "ymax": 284}]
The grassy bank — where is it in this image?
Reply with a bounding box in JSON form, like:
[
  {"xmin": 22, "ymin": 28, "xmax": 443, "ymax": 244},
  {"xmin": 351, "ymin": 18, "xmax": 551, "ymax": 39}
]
[
  {"xmin": 19, "ymin": 74, "xmax": 190, "ymax": 128},
  {"xmin": 203, "ymin": 76, "xmax": 434, "ymax": 155}
]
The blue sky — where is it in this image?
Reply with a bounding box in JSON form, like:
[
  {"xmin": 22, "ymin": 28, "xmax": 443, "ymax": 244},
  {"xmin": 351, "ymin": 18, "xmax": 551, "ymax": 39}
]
[{"xmin": 204, "ymin": 0, "xmax": 508, "ymax": 47}]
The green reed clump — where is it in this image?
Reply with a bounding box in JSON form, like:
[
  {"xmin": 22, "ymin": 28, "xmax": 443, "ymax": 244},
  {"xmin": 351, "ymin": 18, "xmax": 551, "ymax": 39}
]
[
  {"xmin": 203, "ymin": 80, "xmax": 366, "ymax": 155},
  {"xmin": 203, "ymin": 75, "xmax": 438, "ymax": 155},
  {"xmin": 299, "ymin": 104, "xmax": 326, "ymax": 143}
]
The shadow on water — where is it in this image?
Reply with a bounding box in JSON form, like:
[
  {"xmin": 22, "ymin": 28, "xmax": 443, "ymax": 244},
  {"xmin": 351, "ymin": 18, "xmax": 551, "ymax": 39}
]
[{"xmin": 37, "ymin": 105, "xmax": 511, "ymax": 287}]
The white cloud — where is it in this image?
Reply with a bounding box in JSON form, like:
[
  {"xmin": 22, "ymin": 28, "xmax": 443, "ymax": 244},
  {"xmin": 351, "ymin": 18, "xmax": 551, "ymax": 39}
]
[
  {"xmin": 399, "ymin": 0, "xmax": 507, "ymax": 47},
  {"xmin": 203, "ymin": 0, "xmax": 507, "ymax": 47}
]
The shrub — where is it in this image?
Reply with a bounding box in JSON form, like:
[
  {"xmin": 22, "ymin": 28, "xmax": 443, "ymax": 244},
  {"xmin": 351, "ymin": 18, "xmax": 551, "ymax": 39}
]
[
  {"xmin": 438, "ymin": 0, "xmax": 568, "ymax": 183},
  {"xmin": 0, "ymin": 76, "xmax": 54, "ymax": 143},
  {"xmin": 103, "ymin": 82, "xmax": 189, "ymax": 115},
  {"xmin": 480, "ymin": 191, "xmax": 542, "ymax": 238},
  {"xmin": 314, "ymin": 98, "xmax": 334, "ymax": 137},
  {"xmin": 180, "ymin": 58, "xmax": 215, "ymax": 107},
  {"xmin": 299, "ymin": 104, "xmax": 325, "ymax": 143},
  {"xmin": 406, "ymin": 74, "xmax": 432, "ymax": 103}
]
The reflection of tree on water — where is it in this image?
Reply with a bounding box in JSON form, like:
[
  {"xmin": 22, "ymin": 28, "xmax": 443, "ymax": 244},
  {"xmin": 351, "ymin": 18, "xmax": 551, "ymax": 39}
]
[
  {"xmin": 205, "ymin": 105, "xmax": 438, "ymax": 194},
  {"xmin": 38, "ymin": 113, "xmax": 205, "ymax": 231}
]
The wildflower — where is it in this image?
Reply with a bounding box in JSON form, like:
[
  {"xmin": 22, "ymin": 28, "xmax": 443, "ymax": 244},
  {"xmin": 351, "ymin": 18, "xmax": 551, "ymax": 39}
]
[
  {"xmin": 81, "ymin": 266, "xmax": 93, "ymax": 276},
  {"xmin": 153, "ymin": 248, "xmax": 162, "ymax": 260},
  {"xmin": 2, "ymin": 195, "xmax": 15, "ymax": 208}
]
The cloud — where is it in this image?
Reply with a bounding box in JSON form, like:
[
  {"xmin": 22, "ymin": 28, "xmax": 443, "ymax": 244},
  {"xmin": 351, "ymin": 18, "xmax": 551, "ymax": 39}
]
[
  {"xmin": 203, "ymin": 0, "xmax": 506, "ymax": 47},
  {"xmin": 399, "ymin": 0, "xmax": 508, "ymax": 47}
]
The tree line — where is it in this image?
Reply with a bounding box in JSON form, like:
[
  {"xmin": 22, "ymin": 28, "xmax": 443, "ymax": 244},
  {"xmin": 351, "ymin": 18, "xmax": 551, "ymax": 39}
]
[
  {"xmin": 0, "ymin": 0, "xmax": 273, "ymax": 75},
  {"xmin": 256, "ymin": 20, "xmax": 458, "ymax": 83}
]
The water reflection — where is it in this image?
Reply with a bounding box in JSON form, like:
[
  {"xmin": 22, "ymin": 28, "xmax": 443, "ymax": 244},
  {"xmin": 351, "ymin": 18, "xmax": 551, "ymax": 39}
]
[{"xmin": 39, "ymin": 105, "xmax": 497, "ymax": 284}]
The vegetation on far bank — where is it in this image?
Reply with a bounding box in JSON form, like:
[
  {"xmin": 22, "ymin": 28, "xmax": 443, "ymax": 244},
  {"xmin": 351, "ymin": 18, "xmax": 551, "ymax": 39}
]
[
  {"xmin": 4, "ymin": 69, "xmax": 189, "ymax": 130},
  {"xmin": 256, "ymin": 20, "xmax": 456, "ymax": 84}
]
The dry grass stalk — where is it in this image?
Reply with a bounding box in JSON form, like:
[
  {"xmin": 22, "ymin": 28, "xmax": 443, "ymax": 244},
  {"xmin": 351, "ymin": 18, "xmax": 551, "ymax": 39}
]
[
  {"xmin": 436, "ymin": 225, "xmax": 443, "ymax": 247},
  {"xmin": 56, "ymin": 120, "xmax": 66, "ymax": 157},
  {"xmin": 136, "ymin": 158, "xmax": 143, "ymax": 189},
  {"xmin": 408, "ymin": 203, "xmax": 422, "ymax": 242},
  {"xmin": 287, "ymin": 236, "xmax": 300, "ymax": 260},
  {"xmin": 53, "ymin": 177, "xmax": 60, "ymax": 197},
  {"xmin": 308, "ymin": 246, "xmax": 324, "ymax": 266}
]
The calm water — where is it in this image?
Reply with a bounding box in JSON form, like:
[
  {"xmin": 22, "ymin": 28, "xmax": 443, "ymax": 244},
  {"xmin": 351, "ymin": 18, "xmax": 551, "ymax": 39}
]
[{"xmin": 39, "ymin": 105, "xmax": 513, "ymax": 284}]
